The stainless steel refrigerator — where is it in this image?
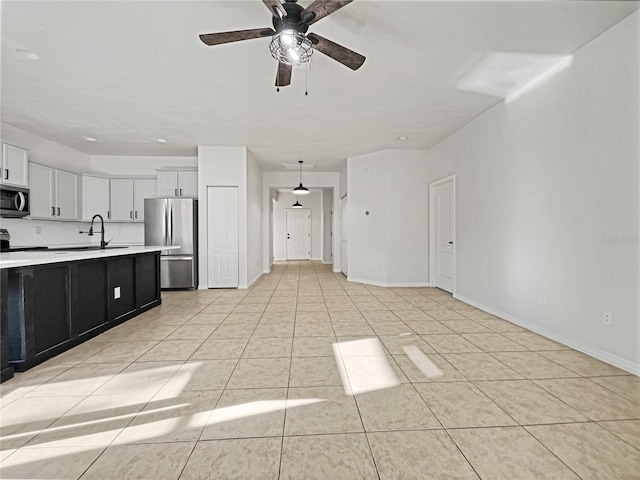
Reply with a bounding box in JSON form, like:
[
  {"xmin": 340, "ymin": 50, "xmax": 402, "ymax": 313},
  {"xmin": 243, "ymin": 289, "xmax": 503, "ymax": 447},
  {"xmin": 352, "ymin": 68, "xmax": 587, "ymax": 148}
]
[{"xmin": 144, "ymin": 198, "xmax": 198, "ymax": 290}]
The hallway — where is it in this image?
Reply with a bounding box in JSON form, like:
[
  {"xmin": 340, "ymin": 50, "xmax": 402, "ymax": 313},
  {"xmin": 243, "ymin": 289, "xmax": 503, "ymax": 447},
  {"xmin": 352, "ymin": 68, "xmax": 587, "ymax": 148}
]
[{"xmin": 1, "ymin": 261, "xmax": 639, "ymax": 479}]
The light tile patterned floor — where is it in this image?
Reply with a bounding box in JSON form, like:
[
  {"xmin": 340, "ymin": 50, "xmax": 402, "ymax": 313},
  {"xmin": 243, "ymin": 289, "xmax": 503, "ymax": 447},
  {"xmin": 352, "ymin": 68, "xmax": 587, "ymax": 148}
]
[{"xmin": 1, "ymin": 261, "xmax": 639, "ymax": 479}]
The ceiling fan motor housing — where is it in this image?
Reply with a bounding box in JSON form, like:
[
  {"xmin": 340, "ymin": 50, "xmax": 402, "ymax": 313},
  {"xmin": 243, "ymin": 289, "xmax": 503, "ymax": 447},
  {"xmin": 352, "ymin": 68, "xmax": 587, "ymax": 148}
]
[{"xmin": 272, "ymin": 1, "xmax": 310, "ymax": 34}]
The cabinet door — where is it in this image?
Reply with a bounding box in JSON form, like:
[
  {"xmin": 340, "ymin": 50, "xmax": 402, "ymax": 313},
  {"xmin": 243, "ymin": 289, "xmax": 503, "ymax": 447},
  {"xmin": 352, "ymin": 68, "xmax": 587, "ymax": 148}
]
[
  {"xmin": 55, "ymin": 170, "xmax": 78, "ymax": 220},
  {"xmin": 108, "ymin": 257, "xmax": 136, "ymax": 321},
  {"xmin": 1, "ymin": 143, "xmax": 29, "ymax": 187},
  {"xmin": 82, "ymin": 176, "xmax": 110, "ymax": 221},
  {"xmin": 179, "ymin": 171, "xmax": 198, "ymax": 197},
  {"xmin": 32, "ymin": 266, "xmax": 71, "ymax": 355},
  {"xmin": 156, "ymin": 171, "xmax": 178, "ymax": 197},
  {"xmin": 110, "ymin": 179, "xmax": 134, "ymax": 222},
  {"xmin": 28, "ymin": 163, "xmax": 55, "ymax": 218},
  {"xmin": 133, "ymin": 178, "xmax": 156, "ymax": 222}
]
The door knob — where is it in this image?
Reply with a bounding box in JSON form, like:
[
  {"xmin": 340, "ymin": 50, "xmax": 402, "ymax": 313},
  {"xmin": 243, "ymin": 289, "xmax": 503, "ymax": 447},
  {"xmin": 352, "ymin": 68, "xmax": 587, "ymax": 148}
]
[{"xmin": 448, "ymin": 241, "xmax": 453, "ymax": 244}]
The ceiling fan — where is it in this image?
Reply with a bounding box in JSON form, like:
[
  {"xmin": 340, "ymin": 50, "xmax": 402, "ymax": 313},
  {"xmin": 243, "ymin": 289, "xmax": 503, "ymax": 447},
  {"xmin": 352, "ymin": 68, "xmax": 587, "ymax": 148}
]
[{"xmin": 199, "ymin": 0, "xmax": 365, "ymax": 88}]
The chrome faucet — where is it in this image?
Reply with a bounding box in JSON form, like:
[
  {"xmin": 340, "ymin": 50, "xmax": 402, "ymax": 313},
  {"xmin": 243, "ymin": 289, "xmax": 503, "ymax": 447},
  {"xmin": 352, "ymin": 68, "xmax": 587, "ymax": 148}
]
[{"xmin": 87, "ymin": 214, "xmax": 109, "ymax": 248}]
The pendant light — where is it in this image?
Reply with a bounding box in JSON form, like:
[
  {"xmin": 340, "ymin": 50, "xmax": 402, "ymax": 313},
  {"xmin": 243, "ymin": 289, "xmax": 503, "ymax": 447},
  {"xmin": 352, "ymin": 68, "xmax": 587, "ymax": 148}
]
[
  {"xmin": 292, "ymin": 195, "xmax": 303, "ymax": 208},
  {"xmin": 292, "ymin": 160, "xmax": 310, "ymax": 195}
]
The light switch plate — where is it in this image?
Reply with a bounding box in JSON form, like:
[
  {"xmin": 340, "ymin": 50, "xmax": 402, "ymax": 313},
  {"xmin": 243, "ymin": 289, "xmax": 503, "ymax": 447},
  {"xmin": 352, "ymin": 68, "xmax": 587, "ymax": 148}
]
[{"xmin": 114, "ymin": 286, "xmax": 121, "ymax": 299}]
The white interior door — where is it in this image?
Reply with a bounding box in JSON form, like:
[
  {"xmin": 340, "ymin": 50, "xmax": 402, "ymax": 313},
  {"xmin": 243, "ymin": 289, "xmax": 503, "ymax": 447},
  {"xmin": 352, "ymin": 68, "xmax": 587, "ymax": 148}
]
[
  {"xmin": 208, "ymin": 186, "xmax": 239, "ymax": 288},
  {"xmin": 430, "ymin": 177, "xmax": 455, "ymax": 293},
  {"xmin": 341, "ymin": 195, "xmax": 348, "ymax": 276},
  {"xmin": 286, "ymin": 209, "xmax": 310, "ymax": 260}
]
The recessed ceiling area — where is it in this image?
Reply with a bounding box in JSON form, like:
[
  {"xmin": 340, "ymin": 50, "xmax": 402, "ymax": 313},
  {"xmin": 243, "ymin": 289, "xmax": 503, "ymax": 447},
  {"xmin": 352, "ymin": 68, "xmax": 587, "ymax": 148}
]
[{"xmin": 1, "ymin": 0, "xmax": 638, "ymax": 172}]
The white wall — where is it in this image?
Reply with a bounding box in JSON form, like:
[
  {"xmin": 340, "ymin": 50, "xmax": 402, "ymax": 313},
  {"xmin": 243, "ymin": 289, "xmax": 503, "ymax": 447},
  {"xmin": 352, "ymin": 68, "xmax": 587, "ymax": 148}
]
[
  {"xmin": 90, "ymin": 155, "xmax": 196, "ymax": 176},
  {"xmin": 246, "ymin": 152, "xmax": 263, "ymax": 286},
  {"xmin": 262, "ymin": 171, "xmax": 342, "ymax": 273},
  {"xmin": 272, "ymin": 191, "xmax": 322, "ymax": 260},
  {"xmin": 1, "ymin": 123, "xmax": 91, "ymax": 173},
  {"xmin": 197, "ymin": 146, "xmax": 248, "ymax": 289},
  {"xmin": 322, "ymin": 189, "xmax": 333, "ymax": 264},
  {"xmin": 427, "ymin": 11, "xmax": 639, "ymax": 373},
  {"xmin": 347, "ymin": 149, "xmax": 430, "ymax": 286}
]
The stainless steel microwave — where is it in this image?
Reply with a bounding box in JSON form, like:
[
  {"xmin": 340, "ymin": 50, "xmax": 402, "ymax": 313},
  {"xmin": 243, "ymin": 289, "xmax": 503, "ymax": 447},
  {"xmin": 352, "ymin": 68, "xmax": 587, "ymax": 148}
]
[{"xmin": 0, "ymin": 184, "xmax": 30, "ymax": 217}]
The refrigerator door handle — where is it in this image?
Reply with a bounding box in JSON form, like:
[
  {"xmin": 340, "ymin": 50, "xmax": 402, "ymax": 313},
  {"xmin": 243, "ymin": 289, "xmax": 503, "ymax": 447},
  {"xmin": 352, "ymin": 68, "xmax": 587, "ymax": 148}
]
[
  {"xmin": 169, "ymin": 203, "xmax": 173, "ymax": 245},
  {"xmin": 161, "ymin": 255, "xmax": 193, "ymax": 261},
  {"xmin": 162, "ymin": 202, "xmax": 168, "ymax": 246}
]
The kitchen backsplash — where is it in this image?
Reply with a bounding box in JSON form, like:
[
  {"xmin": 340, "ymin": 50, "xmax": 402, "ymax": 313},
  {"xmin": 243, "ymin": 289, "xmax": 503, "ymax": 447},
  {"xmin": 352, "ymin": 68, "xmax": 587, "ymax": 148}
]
[{"xmin": 0, "ymin": 217, "xmax": 144, "ymax": 246}]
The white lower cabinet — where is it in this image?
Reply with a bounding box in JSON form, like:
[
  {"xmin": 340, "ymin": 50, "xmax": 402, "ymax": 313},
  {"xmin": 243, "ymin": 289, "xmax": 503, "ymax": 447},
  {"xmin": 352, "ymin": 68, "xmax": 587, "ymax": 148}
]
[{"xmin": 28, "ymin": 163, "xmax": 78, "ymax": 220}]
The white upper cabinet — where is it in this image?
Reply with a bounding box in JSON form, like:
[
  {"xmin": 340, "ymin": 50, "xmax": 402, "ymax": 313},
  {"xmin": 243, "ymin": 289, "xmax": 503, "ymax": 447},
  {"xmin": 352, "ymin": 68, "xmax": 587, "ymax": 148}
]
[
  {"xmin": 156, "ymin": 171, "xmax": 179, "ymax": 197},
  {"xmin": 133, "ymin": 178, "xmax": 156, "ymax": 222},
  {"xmin": 82, "ymin": 175, "xmax": 110, "ymax": 221},
  {"xmin": 1, "ymin": 143, "xmax": 29, "ymax": 187},
  {"xmin": 179, "ymin": 171, "xmax": 198, "ymax": 197},
  {"xmin": 28, "ymin": 163, "xmax": 78, "ymax": 220},
  {"xmin": 55, "ymin": 170, "xmax": 79, "ymax": 220},
  {"xmin": 110, "ymin": 178, "xmax": 135, "ymax": 222},
  {"xmin": 82, "ymin": 176, "xmax": 156, "ymax": 223},
  {"xmin": 156, "ymin": 170, "xmax": 197, "ymax": 197},
  {"xmin": 28, "ymin": 163, "xmax": 55, "ymax": 218}
]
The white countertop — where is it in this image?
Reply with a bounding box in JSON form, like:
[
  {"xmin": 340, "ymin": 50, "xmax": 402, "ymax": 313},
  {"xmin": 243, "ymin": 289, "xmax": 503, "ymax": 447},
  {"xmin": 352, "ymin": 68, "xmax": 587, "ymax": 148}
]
[{"xmin": 0, "ymin": 245, "xmax": 180, "ymax": 269}]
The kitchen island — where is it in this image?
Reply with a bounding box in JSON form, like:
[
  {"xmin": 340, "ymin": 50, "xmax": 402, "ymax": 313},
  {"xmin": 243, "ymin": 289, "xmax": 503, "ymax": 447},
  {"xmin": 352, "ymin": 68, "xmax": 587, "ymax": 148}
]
[{"xmin": 0, "ymin": 246, "xmax": 171, "ymax": 377}]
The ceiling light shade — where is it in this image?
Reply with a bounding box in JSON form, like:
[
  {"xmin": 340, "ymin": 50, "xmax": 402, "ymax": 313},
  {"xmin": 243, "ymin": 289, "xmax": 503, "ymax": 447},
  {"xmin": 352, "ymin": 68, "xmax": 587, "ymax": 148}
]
[
  {"xmin": 292, "ymin": 199, "xmax": 303, "ymax": 208},
  {"xmin": 292, "ymin": 160, "xmax": 310, "ymax": 195},
  {"xmin": 270, "ymin": 30, "xmax": 312, "ymax": 66}
]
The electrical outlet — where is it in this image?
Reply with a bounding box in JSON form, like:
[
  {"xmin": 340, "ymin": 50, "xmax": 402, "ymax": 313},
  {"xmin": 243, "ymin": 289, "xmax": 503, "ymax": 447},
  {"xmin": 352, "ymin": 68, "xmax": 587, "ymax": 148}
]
[
  {"xmin": 35, "ymin": 226, "xmax": 42, "ymax": 234},
  {"xmin": 538, "ymin": 294, "xmax": 547, "ymax": 305},
  {"xmin": 114, "ymin": 287, "xmax": 121, "ymax": 299},
  {"xmin": 603, "ymin": 312, "xmax": 612, "ymax": 325}
]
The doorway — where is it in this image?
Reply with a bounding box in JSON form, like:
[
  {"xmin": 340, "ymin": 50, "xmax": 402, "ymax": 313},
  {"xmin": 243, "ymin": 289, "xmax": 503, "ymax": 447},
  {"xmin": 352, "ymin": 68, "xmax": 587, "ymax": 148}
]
[
  {"xmin": 207, "ymin": 186, "xmax": 239, "ymax": 288},
  {"xmin": 286, "ymin": 209, "xmax": 310, "ymax": 260},
  {"xmin": 429, "ymin": 176, "xmax": 455, "ymax": 293}
]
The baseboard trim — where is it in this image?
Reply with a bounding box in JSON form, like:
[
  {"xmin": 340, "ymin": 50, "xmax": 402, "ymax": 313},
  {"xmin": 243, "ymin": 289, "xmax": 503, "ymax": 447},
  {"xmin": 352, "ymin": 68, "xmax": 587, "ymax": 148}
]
[
  {"xmin": 347, "ymin": 277, "xmax": 430, "ymax": 288},
  {"xmin": 248, "ymin": 271, "xmax": 263, "ymax": 288},
  {"xmin": 454, "ymin": 293, "xmax": 640, "ymax": 376}
]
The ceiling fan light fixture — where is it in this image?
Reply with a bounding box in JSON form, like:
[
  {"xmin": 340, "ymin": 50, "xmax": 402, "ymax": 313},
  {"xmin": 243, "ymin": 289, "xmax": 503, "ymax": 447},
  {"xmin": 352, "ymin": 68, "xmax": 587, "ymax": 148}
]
[{"xmin": 270, "ymin": 30, "xmax": 312, "ymax": 66}]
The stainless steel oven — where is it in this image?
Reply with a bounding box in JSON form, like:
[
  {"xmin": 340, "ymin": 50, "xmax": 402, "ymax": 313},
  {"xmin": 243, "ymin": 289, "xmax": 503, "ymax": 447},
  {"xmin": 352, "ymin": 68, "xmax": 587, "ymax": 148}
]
[{"xmin": 0, "ymin": 185, "xmax": 30, "ymax": 217}]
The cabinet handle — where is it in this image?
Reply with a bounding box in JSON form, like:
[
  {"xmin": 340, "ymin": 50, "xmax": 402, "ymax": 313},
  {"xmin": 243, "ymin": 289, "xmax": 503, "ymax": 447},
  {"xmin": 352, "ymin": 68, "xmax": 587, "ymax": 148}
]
[
  {"xmin": 130, "ymin": 211, "xmax": 133, "ymax": 219},
  {"xmin": 135, "ymin": 211, "xmax": 138, "ymax": 219},
  {"xmin": 57, "ymin": 207, "xmax": 61, "ymax": 216},
  {"xmin": 3, "ymin": 169, "xmax": 8, "ymax": 180},
  {"xmin": 107, "ymin": 211, "xmax": 111, "ymax": 220},
  {"xmin": 51, "ymin": 206, "xmax": 55, "ymax": 216},
  {"xmin": 179, "ymin": 188, "xmax": 182, "ymax": 196},
  {"xmin": 175, "ymin": 188, "xmax": 178, "ymax": 196}
]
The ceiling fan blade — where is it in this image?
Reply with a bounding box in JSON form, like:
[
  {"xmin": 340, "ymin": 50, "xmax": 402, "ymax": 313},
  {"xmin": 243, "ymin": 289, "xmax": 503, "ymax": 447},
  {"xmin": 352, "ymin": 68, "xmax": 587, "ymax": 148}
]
[
  {"xmin": 199, "ymin": 28, "xmax": 275, "ymax": 46},
  {"xmin": 275, "ymin": 62, "xmax": 292, "ymax": 87},
  {"xmin": 307, "ymin": 33, "xmax": 365, "ymax": 70},
  {"xmin": 262, "ymin": 0, "xmax": 286, "ymax": 18},
  {"xmin": 301, "ymin": 0, "xmax": 353, "ymax": 25}
]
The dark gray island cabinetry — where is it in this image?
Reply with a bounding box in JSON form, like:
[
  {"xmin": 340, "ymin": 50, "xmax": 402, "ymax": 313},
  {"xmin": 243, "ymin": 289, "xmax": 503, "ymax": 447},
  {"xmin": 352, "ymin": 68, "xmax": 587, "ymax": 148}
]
[{"xmin": 2, "ymin": 248, "xmax": 163, "ymax": 374}]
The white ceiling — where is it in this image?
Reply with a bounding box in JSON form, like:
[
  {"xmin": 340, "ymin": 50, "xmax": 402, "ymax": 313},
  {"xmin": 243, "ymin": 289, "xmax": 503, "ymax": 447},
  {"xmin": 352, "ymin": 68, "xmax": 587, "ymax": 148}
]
[{"xmin": 2, "ymin": 0, "xmax": 638, "ymax": 172}]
